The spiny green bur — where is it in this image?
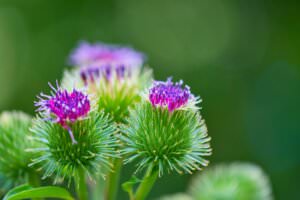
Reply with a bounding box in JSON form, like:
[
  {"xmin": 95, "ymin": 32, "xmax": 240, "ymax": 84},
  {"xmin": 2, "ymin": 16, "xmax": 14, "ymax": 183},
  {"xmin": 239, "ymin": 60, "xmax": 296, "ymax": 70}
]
[
  {"xmin": 30, "ymin": 111, "xmax": 118, "ymax": 184},
  {"xmin": 188, "ymin": 163, "xmax": 273, "ymax": 200},
  {"xmin": 121, "ymin": 102, "xmax": 211, "ymax": 176},
  {"xmin": 0, "ymin": 111, "xmax": 35, "ymax": 188}
]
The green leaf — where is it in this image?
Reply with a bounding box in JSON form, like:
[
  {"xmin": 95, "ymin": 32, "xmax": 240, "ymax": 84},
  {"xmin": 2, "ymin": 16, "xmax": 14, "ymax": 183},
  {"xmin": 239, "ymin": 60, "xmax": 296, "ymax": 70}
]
[
  {"xmin": 4, "ymin": 184, "xmax": 32, "ymax": 198},
  {"xmin": 3, "ymin": 184, "xmax": 74, "ymax": 200},
  {"xmin": 122, "ymin": 175, "xmax": 141, "ymax": 194},
  {"xmin": 122, "ymin": 175, "xmax": 142, "ymax": 200}
]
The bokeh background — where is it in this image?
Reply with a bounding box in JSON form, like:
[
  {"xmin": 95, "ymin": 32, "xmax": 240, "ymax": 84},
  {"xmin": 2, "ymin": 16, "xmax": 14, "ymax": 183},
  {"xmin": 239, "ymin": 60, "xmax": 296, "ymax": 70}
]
[{"xmin": 0, "ymin": 0, "xmax": 299, "ymax": 199}]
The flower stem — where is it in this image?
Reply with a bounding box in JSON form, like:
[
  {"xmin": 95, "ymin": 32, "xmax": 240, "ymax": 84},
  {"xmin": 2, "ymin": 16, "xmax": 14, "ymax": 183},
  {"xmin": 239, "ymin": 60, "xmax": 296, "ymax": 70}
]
[
  {"xmin": 105, "ymin": 158, "xmax": 122, "ymax": 200},
  {"xmin": 28, "ymin": 172, "xmax": 42, "ymax": 200},
  {"xmin": 28, "ymin": 171, "xmax": 40, "ymax": 187},
  {"xmin": 92, "ymin": 177, "xmax": 105, "ymax": 200},
  {"xmin": 76, "ymin": 167, "xmax": 88, "ymax": 200},
  {"xmin": 134, "ymin": 167, "xmax": 158, "ymax": 200}
]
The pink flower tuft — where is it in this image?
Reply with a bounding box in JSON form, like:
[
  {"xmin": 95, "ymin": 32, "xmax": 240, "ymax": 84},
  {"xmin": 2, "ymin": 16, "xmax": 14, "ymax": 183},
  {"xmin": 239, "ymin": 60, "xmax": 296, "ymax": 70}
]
[
  {"xmin": 35, "ymin": 81, "xmax": 90, "ymax": 144},
  {"xmin": 149, "ymin": 78, "xmax": 191, "ymax": 112}
]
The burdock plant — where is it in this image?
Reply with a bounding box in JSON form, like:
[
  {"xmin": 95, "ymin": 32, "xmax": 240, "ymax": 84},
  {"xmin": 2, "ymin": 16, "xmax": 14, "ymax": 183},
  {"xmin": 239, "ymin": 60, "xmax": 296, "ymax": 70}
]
[
  {"xmin": 30, "ymin": 82, "xmax": 118, "ymax": 200},
  {"xmin": 62, "ymin": 41, "xmax": 152, "ymax": 200},
  {"xmin": 0, "ymin": 111, "xmax": 38, "ymax": 189},
  {"xmin": 0, "ymin": 38, "xmax": 280, "ymax": 200},
  {"xmin": 188, "ymin": 163, "xmax": 273, "ymax": 200},
  {"xmin": 121, "ymin": 78, "xmax": 212, "ymax": 200},
  {"xmin": 0, "ymin": 41, "xmax": 220, "ymax": 200}
]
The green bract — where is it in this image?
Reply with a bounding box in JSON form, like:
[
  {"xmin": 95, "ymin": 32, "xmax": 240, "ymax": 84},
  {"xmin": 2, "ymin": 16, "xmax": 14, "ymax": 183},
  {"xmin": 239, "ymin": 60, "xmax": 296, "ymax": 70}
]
[
  {"xmin": 121, "ymin": 102, "xmax": 211, "ymax": 176},
  {"xmin": 188, "ymin": 163, "xmax": 273, "ymax": 200},
  {"xmin": 97, "ymin": 69, "xmax": 152, "ymax": 123},
  {"xmin": 0, "ymin": 111, "xmax": 36, "ymax": 188},
  {"xmin": 30, "ymin": 111, "xmax": 118, "ymax": 184}
]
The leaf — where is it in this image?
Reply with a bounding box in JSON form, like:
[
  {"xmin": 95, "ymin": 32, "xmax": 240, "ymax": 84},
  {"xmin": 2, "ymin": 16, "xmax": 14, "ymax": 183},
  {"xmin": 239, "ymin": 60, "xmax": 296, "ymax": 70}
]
[
  {"xmin": 4, "ymin": 184, "xmax": 32, "ymax": 198},
  {"xmin": 3, "ymin": 184, "xmax": 74, "ymax": 200},
  {"xmin": 122, "ymin": 175, "xmax": 142, "ymax": 200},
  {"xmin": 122, "ymin": 175, "xmax": 141, "ymax": 194}
]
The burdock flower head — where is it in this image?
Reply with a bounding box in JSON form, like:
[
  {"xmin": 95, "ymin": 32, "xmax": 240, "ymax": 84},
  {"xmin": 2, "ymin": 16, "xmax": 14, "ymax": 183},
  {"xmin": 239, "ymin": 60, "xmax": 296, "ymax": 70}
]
[
  {"xmin": 35, "ymin": 81, "xmax": 90, "ymax": 144},
  {"xmin": 149, "ymin": 78, "xmax": 198, "ymax": 112},
  {"xmin": 121, "ymin": 78, "xmax": 211, "ymax": 177},
  {"xmin": 0, "ymin": 111, "xmax": 37, "ymax": 189},
  {"xmin": 188, "ymin": 163, "xmax": 273, "ymax": 200},
  {"xmin": 66, "ymin": 41, "xmax": 146, "ymax": 87},
  {"xmin": 62, "ymin": 41, "xmax": 152, "ymax": 123},
  {"xmin": 31, "ymin": 81, "xmax": 118, "ymax": 184}
]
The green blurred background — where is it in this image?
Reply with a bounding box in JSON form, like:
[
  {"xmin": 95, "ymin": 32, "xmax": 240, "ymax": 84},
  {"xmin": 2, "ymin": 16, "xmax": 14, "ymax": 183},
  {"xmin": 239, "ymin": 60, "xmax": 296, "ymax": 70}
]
[{"xmin": 0, "ymin": 0, "xmax": 299, "ymax": 199}]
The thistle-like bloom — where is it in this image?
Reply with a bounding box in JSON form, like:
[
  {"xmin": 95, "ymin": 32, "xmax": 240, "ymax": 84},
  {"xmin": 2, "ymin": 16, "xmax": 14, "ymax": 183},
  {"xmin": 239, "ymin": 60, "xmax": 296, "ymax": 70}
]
[
  {"xmin": 121, "ymin": 79, "xmax": 211, "ymax": 176},
  {"xmin": 69, "ymin": 41, "xmax": 145, "ymax": 68},
  {"xmin": 0, "ymin": 111, "xmax": 37, "ymax": 189},
  {"xmin": 188, "ymin": 163, "xmax": 273, "ymax": 200},
  {"xmin": 35, "ymin": 82, "xmax": 90, "ymax": 144},
  {"xmin": 149, "ymin": 78, "xmax": 192, "ymax": 112},
  {"xmin": 68, "ymin": 41, "xmax": 147, "ymax": 87}
]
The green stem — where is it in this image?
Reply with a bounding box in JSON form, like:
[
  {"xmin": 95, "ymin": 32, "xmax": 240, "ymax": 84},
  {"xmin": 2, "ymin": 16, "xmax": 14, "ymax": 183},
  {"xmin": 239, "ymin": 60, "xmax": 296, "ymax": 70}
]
[
  {"xmin": 92, "ymin": 178, "xmax": 105, "ymax": 200},
  {"xmin": 27, "ymin": 172, "xmax": 42, "ymax": 200},
  {"xmin": 28, "ymin": 171, "xmax": 40, "ymax": 187},
  {"xmin": 76, "ymin": 168, "xmax": 88, "ymax": 200},
  {"xmin": 134, "ymin": 167, "xmax": 159, "ymax": 200},
  {"xmin": 105, "ymin": 158, "xmax": 122, "ymax": 200},
  {"xmin": 128, "ymin": 188, "xmax": 135, "ymax": 200}
]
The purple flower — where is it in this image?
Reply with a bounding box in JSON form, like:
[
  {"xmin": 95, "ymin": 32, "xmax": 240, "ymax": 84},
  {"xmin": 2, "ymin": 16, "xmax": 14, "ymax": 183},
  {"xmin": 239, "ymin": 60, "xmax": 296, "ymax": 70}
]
[
  {"xmin": 149, "ymin": 78, "xmax": 191, "ymax": 112},
  {"xmin": 69, "ymin": 41, "xmax": 145, "ymax": 68},
  {"xmin": 35, "ymin": 81, "xmax": 90, "ymax": 144}
]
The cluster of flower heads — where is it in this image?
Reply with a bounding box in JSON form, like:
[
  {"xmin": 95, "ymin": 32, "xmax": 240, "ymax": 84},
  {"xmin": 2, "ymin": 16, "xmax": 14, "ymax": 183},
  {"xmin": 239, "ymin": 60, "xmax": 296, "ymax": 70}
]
[
  {"xmin": 33, "ymin": 40, "xmax": 209, "ymax": 180},
  {"xmin": 35, "ymin": 82, "xmax": 90, "ymax": 144},
  {"xmin": 149, "ymin": 78, "xmax": 191, "ymax": 112},
  {"xmin": 69, "ymin": 41, "xmax": 145, "ymax": 84}
]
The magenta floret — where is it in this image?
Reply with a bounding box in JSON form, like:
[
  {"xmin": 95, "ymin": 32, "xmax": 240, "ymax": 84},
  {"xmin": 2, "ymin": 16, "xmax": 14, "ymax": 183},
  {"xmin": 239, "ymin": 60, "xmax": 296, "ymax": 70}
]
[
  {"xmin": 35, "ymin": 82, "xmax": 90, "ymax": 144},
  {"xmin": 149, "ymin": 78, "xmax": 191, "ymax": 112}
]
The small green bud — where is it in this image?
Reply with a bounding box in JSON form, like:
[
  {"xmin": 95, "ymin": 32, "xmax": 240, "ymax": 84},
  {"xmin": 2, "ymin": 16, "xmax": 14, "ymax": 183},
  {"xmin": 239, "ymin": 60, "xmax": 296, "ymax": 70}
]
[
  {"xmin": 188, "ymin": 163, "xmax": 273, "ymax": 200},
  {"xmin": 0, "ymin": 111, "xmax": 36, "ymax": 188}
]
